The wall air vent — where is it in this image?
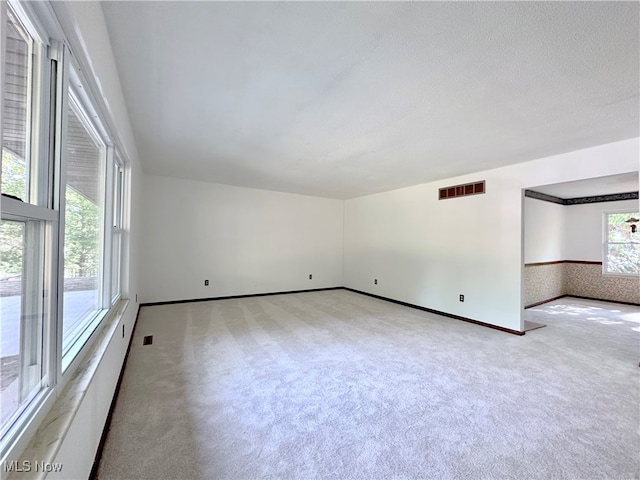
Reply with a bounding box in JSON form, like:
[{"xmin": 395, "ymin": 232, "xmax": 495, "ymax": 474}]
[{"xmin": 439, "ymin": 181, "xmax": 485, "ymax": 200}]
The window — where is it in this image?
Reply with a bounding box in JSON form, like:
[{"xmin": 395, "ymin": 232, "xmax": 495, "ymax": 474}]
[
  {"xmin": 604, "ymin": 211, "xmax": 640, "ymax": 275},
  {"xmin": 0, "ymin": 220, "xmax": 46, "ymax": 437},
  {"xmin": 61, "ymin": 93, "xmax": 106, "ymax": 357},
  {"xmin": 111, "ymin": 158, "xmax": 124, "ymax": 303},
  {"xmin": 0, "ymin": 1, "xmax": 129, "ymax": 459},
  {"xmin": 1, "ymin": 1, "xmax": 51, "ymax": 445}
]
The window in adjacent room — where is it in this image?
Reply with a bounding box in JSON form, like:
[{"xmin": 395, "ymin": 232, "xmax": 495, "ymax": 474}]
[{"xmin": 604, "ymin": 211, "xmax": 640, "ymax": 275}]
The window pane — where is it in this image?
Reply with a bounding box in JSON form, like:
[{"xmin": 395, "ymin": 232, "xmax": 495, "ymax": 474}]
[
  {"xmin": 607, "ymin": 243, "xmax": 640, "ymax": 275},
  {"xmin": 112, "ymin": 163, "xmax": 122, "ymax": 228},
  {"xmin": 62, "ymin": 102, "xmax": 104, "ymax": 354},
  {"xmin": 605, "ymin": 212, "xmax": 640, "ymax": 275},
  {"xmin": 1, "ymin": 8, "xmax": 32, "ymax": 202},
  {"xmin": 608, "ymin": 212, "xmax": 640, "ymax": 243},
  {"xmin": 110, "ymin": 162, "xmax": 123, "ymax": 303},
  {"xmin": 0, "ymin": 219, "xmax": 44, "ymax": 434},
  {"xmin": 0, "ymin": 221, "xmax": 24, "ymax": 428},
  {"xmin": 111, "ymin": 231, "xmax": 121, "ymax": 303}
]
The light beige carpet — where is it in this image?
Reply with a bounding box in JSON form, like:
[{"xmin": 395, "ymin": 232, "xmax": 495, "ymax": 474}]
[{"xmin": 97, "ymin": 290, "xmax": 640, "ymax": 479}]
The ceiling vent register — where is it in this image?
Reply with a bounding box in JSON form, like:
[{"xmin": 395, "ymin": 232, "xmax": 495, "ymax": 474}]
[{"xmin": 439, "ymin": 181, "xmax": 485, "ymax": 200}]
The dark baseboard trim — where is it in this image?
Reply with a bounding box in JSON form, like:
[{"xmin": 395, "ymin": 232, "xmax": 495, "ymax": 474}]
[
  {"xmin": 525, "ymin": 260, "xmax": 603, "ymax": 267},
  {"xmin": 525, "ymin": 295, "xmax": 567, "ymax": 309},
  {"xmin": 525, "ymin": 294, "xmax": 640, "ymax": 309},
  {"xmin": 525, "ymin": 260, "xmax": 565, "ymax": 267},
  {"xmin": 140, "ymin": 287, "xmax": 344, "ymax": 307},
  {"xmin": 89, "ymin": 304, "xmax": 142, "ymax": 480},
  {"xmin": 343, "ymin": 288, "xmax": 525, "ymax": 336},
  {"xmin": 564, "ymin": 294, "xmax": 640, "ymax": 307}
]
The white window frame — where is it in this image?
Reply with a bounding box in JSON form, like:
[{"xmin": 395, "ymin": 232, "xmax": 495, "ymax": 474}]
[
  {"xmin": 59, "ymin": 77, "xmax": 110, "ymax": 371},
  {"xmin": 110, "ymin": 153, "xmax": 125, "ymax": 304},
  {"xmin": 1, "ymin": 0, "xmax": 131, "ymax": 463},
  {"xmin": 0, "ymin": 0, "xmax": 58, "ymax": 458}
]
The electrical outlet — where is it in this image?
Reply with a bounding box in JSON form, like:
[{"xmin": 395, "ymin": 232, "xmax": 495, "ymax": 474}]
[
  {"xmin": 309, "ymin": 274, "xmax": 312, "ymax": 280},
  {"xmin": 374, "ymin": 279, "xmax": 378, "ymax": 285},
  {"xmin": 459, "ymin": 294, "xmax": 464, "ymax": 302},
  {"xmin": 204, "ymin": 279, "xmax": 209, "ymax": 286},
  {"xmin": 135, "ymin": 294, "xmax": 138, "ymax": 302}
]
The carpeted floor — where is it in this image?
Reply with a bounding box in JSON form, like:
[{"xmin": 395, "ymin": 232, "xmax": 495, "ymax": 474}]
[{"xmin": 97, "ymin": 290, "xmax": 640, "ymax": 479}]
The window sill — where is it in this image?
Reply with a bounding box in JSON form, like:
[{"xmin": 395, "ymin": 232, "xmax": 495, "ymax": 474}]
[
  {"xmin": 6, "ymin": 299, "xmax": 129, "ymax": 480},
  {"xmin": 602, "ymin": 272, "xmax": 639, "ymax": 279},
  {"xmin": 61, "ymin": 309, "xmax": 109, "ymax": 374}
]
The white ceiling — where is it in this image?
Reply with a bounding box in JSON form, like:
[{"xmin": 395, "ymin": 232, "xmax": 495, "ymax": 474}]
[
  {"xmin": 101, "ymin": 1, "xmax": 639, "ymax": 199},
  {"xmin": 532, "ymin": 172, "xmax": 638, "ymax": 199}
]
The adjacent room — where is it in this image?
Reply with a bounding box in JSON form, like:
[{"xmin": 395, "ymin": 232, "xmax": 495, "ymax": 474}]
[
  {"xmin": 524, "ymin": 173, "xmax": 640, "ymax": 310},
  {"xmin": 0, "ymin": 1, "xmax": 638, "ymax": 479}
]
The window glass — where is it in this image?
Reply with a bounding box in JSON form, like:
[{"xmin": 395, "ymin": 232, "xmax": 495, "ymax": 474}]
[
  {"xmin": 62, "ymin": 99, "xmax": 104, "ymax": 354},
  {"xmin": 0, "ymin": 219, "xmax": 45, "ymax": 436},
  {"xmin": 111, "ymin": 231, "xmax": 121, "ymax": 302},
  {"xmin": 111, "ymin": 162, "xmax": 123, "ymax": 302},
  {"xmin": 0, "ymin": 220, "xmax": 25, "ymax": 429},
  {"xmin": 605, "ymin": 212, "xmax": 640, "ymax": 275},
  {"xmin": 113, "ymin": 163, "xmax": 123, "ymax": 228},
  {"xmin": 1, "ymin": 4, "xmax": 47, "ymax": 441},
  {"xmin": 2, "ymin": 7, "xmax": 33, "ymax": 202}
]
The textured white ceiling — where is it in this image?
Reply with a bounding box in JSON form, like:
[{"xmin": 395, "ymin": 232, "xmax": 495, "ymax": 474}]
[{"xmin": 101, "ymin": 1, "xmax": 639, "ymax": 199}]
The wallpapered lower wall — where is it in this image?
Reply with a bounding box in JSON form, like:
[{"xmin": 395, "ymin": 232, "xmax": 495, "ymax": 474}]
[
  {"xmin": 523, "ymin": 263, "xmax": 565, "ymax": 306},
  {"xmin": 524, "ymin": 262, "xmax": 639, "ymax": 307}
]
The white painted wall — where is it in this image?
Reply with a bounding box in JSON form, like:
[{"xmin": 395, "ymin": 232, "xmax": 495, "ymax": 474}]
[
  {"xmin": 344, "ymin": 138, "xmax": 638, "ymax": 332},
  {"xmin": 345, "ymin": 170, "xmax": 524, "ymax": 330},
  {"xmin": 523, "ymin": 197, "xmax": 565, "ymax": 263},
  {"xmin": 564, "ymin": 199, "xmax": 638, "ymax": 261},
  {"xmin": 140, "ymin": 175, "xmax": 344, "ymax": 304},
  {"xmin": 523, "ymin": 196, "xmax": 639, "ymax": 263}
]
